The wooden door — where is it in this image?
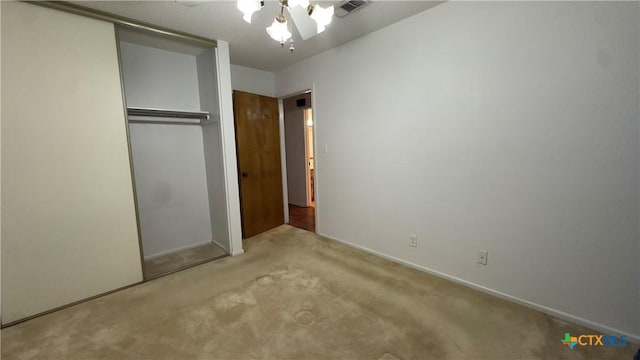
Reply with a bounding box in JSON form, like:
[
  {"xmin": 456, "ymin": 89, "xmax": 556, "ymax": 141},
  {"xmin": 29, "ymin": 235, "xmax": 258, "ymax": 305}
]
[{"xmin": 234, "ymin": 91, "xmax": 284, "ymax": 238}]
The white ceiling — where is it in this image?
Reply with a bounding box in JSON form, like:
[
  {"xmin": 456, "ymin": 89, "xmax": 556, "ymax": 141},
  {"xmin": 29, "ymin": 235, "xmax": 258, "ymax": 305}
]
[{"xmin": 72, "ymin": 1, "xmax": 442, "ymax": 72}]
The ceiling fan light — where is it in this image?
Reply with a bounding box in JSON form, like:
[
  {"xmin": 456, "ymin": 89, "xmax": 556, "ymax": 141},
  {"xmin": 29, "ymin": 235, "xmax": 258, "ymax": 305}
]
[
  {"xmin": 266, "ymin": 18, "xmax": 292, "ymax": 42},
  {"xmin": 308, "ymin": 4, "xmax": 334, "ymax": 33},
  {"xmin": 237, "ymin": 0, "xmax": 262, "ymax": 23},
  {"xmin": 288, "ymin": 0, "xmax": 309, "ymax": 8}
]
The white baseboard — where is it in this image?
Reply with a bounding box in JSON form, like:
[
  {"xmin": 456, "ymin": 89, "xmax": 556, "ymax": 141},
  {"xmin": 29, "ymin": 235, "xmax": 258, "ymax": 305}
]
[
  {"xmin": 231, "ymin": 249, "xmax": 245, "ymax": 256},
  {"xmin": 211, "ymin": 238, "xmax": 230, "ymax": 254},
  {"xmin": 318, "ymin": 232, "xmax": 640, "ymax": 345},
  {"xmin": 143, "ymin": 240, "xmax": 215, "ymax": 260}
]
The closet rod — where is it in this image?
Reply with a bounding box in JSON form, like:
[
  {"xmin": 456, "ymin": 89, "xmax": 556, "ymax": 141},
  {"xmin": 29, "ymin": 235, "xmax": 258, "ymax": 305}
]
[
  {"xmin": 27, "ymin": 1, "xmax": 217, "ymax": 48},
  {"xmin": 127, "ymin": 107, "xmax": 210, "ymax": 120}
]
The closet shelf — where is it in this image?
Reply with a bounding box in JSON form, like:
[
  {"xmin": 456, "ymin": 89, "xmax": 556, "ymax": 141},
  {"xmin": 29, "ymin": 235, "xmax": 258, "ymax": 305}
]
[{"xmin": 127, "ymin": 107, "xmax": 210, "ymax": 121}]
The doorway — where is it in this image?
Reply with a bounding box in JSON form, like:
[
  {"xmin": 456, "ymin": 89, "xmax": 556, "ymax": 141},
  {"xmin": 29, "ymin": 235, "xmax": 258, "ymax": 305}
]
[{"xmin": 283, "ymin": 92, "xmax": 315, "ymax": 232}]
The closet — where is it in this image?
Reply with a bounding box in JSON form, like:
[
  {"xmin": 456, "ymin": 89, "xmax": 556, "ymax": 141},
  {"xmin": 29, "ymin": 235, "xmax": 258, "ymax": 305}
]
[
  {"xmin": 1, "ymin": 2, "xmax": 144, "ymax": 324},
  {"xmin": 118, "ymin": 27, "xmax": 231, "ymax": 279},
  {"xmin": 2, "ymin": 1, "xmax": 243, "ymax": 325}
]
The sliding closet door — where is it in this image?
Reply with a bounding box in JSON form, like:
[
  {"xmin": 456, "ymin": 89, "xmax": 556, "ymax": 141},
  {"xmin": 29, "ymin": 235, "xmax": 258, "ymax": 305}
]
[{"xmin": 1, "ymin": 2, "xmax": 142, "ymax": 324}]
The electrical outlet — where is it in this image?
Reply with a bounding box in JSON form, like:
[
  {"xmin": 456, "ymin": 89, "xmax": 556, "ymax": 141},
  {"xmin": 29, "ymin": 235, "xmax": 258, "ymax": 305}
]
[
  {"xmin": 477, "ymin": 250, "xmax": 488, "ymax": 265},
  {"xmin": 409, "ymin": 235, "xmax": 418, "ymax": 247}
]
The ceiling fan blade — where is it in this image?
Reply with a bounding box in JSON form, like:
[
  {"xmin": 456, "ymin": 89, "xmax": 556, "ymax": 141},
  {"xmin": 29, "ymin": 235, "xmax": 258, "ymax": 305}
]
[{"xmin": 288, "ymin": 5, "xmax": 319, "ymax": 40}]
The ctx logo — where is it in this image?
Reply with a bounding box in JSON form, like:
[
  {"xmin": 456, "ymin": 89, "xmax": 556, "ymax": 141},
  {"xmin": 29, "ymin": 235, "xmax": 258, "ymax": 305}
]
[{"xmin": 561, "ymin": 333, "xmax": 627, "ymax": 350}]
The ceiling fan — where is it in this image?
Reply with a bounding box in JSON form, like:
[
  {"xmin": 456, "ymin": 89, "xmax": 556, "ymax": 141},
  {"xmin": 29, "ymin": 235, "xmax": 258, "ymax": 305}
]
[{"xmin": 237, "ymin": 0, "xmax": 334, "ymax": 53}]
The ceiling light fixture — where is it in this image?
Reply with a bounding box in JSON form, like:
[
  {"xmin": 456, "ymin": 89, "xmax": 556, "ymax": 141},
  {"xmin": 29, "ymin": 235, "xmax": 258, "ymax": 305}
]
[
  {"xmin": 265, "ymin": 2, "xmax": 294, "ymax": 52},
  {"xmin": 266, "ymin": 12, "xmax": 292, "ymax": 43},
  {"xmin": 288, "ymin": 0, "xmax": 309, "ymax": 8},
  {"xmin": 238, "ymin": 0, "xmax": 334, "ymax": 53},
  {"xmin": 237, "ymin": 0, "xmax": 264, "ymax": 23},
  {"xmin": 307, "ymin": 4, "xmax": 334, "ymax": 33}
]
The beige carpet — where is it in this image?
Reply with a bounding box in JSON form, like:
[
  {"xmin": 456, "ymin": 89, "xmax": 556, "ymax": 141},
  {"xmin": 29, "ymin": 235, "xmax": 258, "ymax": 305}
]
[
  {"xmin": 144, "ymin": 242, "xmax": 228, "ymax": 279},
  {"xmin": 2, "ymin": 225, "xmax": 636, "ymax": 359}
]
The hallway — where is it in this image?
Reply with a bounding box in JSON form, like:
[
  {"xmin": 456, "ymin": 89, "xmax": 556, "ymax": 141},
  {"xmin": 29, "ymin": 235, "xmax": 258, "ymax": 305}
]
[{"xmin": 288, "ymin": 204, "xmax": 315, "ymax": 232}]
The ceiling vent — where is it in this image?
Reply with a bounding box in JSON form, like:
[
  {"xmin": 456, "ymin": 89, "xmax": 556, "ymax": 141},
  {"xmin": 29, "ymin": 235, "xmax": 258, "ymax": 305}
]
[{"xmin": 335, "ymin": 0, "xmax": 369, "ymax": 18}]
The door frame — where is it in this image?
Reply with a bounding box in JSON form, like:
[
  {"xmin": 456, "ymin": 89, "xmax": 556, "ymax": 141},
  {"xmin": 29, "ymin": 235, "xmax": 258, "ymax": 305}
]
[
  {"xmin": 279, "ymin": 84, "xmax": 320, "ymax": 233},
  {"xmin": 214, "ymin": 42, "xmax": 244, "ymax": 256},
  {"xmin": 303, "ymin": 108, "xmax": 312, "ymax": 207}
]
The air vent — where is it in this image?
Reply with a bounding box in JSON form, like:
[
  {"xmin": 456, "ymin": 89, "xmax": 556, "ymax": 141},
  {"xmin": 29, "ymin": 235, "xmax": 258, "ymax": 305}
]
[{"xmin": 335, "ymin": 0, "xmax": 369, "ymax": 18}]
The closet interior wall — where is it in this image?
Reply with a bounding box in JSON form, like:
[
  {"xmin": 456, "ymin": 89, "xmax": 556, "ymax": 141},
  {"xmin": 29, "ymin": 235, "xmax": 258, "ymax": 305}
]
[
  {"xmin": 197, "ymin": 50, "xmax": 231, "ymax": 251},
  {"xmin": 118, "ymin": 28, "xmax": 230, "ymax": 270}
]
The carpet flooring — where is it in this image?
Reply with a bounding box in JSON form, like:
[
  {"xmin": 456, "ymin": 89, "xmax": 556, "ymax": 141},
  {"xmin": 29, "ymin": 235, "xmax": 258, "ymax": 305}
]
[
  {"xmin": 144, "ymin": 242, "xmax": 228, "ymax": 280},
  {"xmin": 1, "ymin": 225, "xmax": 636, "ymax": 359}
]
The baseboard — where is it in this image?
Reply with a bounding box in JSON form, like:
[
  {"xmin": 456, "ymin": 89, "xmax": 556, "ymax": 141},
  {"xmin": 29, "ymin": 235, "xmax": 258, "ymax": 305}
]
[
  {"xmin": 143, "ymin": 240, "xmax": 213, "ymax": 260},
  {"xmin": 318, "ymin": 232, "xmax": 640, "ymax": 344},
  {"xmin": 288, "ymin": 200, "xmax": 307, "ymax": 207},
  {"xmin": 231, "ymin": 249, "xmax": 245, "ymax": 256},
  {"xmin": 2, "ymin": 280, "xmax": 143, "ymax": 328},
  {"xmin": 211, "ymin": 238, "xmax": 230, "ymax": 254}
]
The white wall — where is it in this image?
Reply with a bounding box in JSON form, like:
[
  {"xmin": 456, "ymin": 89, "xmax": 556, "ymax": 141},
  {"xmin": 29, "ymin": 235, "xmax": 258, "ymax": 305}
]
[
  {"xmin": 284, "ymin": 94, "xmax": 311, "ymax": 207},
  {"xmin": 231, "ymin": 64, "xmax": 276, "ymax": 97},
  {"xmin": 120, "ymin": 41, "xmax": 213, "ymax": 258},
  {"xmin": 120, "ymin": 41, "xmax": 201, "ymax": 111},
  {"xmin": 129, "ymin": 124, "xmax": 213, "ymax": 258},
  {"xmin": 198, "ymin": 49, "xmax": 231, "ymax": 253},
  {"xmin": 1, "ymin": 0, "xmax": 5, "ymax": 328},
  {"xmin": 276, "ymin": 1, "xmax": 640, "ymax": 338},
  {"xmin": 284, "ymin": 106, "xmax": 307, "ymax": 207},
  {"xmin": 2, "ymin": 2, "xmax": 142, "ymax": 323},
  {"xmin": 216, "ymin": 42, "xmax": 244, "ymax": 256}
]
